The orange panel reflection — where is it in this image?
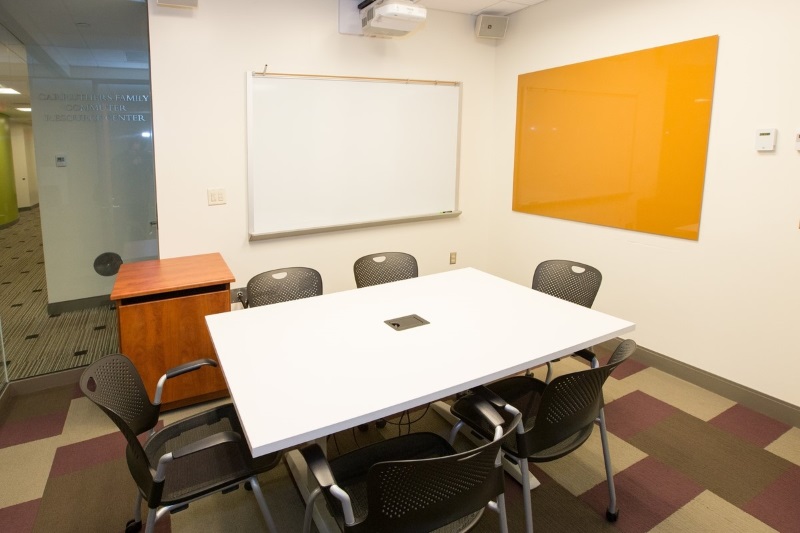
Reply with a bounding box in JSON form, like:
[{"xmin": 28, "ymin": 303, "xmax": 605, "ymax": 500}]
[{"xmin": 512, "ymin": 35, "xmax": 719, "ymax": 240}]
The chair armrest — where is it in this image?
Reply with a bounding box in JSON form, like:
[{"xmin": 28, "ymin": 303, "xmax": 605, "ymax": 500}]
[
  {"xmin": 469, "ymin": 385, "xmax": 510, "ymax": 411},
  {"xmin": 153, "ymin": 358, "xmax": 218, "ymax": 405},
  {"xmin": 165, "ymin": 358, "xmax": 218, "ymax": 379},
  {"xmin": 450, "ymin": 393, "xmax": 506, "ymax": 441},
  {"xmin": 300, "ymin": 444, "xmax": 336, "ymax": 489},
  {"xmin": 300, "ymin": 444, "xmax": 357, "ymax": 527}
]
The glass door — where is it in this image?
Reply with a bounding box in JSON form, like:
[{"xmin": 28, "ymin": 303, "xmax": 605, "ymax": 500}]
[{"xmin": 0, "ymin": 0, "xmax": 157, "ymax": 380}]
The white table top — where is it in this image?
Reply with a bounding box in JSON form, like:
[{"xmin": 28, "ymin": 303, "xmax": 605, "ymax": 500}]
[{"xmin": 206, "ymin": 267, "xmax": 635, "ymax": 457}]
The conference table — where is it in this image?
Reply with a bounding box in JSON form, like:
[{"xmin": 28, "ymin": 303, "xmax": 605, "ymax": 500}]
[{"xmin": 205, "ymin": 267, "xmax": 635, "ymax": 531}]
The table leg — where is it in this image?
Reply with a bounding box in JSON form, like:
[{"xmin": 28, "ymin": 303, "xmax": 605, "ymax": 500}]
[{"xmin": 430, "ymin": 400, "xmax": 540, "ymax": 489}]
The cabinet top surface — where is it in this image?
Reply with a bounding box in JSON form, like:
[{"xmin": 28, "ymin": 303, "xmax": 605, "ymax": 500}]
[{"xmin": 111, "ymin": 253, "xmax": 235, "ymax": 300}]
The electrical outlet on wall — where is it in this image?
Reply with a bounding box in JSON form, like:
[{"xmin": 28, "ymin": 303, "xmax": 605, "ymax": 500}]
[{"xmin": 449, "ymin": 252, "xmax": 457, "ymax": 264}]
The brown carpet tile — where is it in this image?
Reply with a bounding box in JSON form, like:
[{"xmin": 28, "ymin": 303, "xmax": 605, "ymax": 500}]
[{"xmin": 1, "ymin": 354, "xmax": 799, "ymax": 532}]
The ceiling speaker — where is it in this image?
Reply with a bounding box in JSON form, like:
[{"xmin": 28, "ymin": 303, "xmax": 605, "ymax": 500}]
[
  {"xmin": 475, "ymin": 15, "xmax": 508, "ymax": 39},
  {"xmin": 157, "ymin": 0, "xmax": 198, "ymax": 7}
]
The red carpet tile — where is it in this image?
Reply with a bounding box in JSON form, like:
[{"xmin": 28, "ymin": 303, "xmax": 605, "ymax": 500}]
[
  {"xmin": 603, "ymin": 390, "xmax": 678, "ymax": 440},
  {"xmin": 709, "ymin": 403, "xmax": 792, "ymax": 448},
  {"xmin": 743, "ymin": 464, "xmax": 800, "ymax": 533},
  {"xmin": 49, "ymin": 431, "xmax": 128, "ymax": 477},
  {"xmin": 580, "ymin": 456, "xmax": 704, "ymax": 533},
  {"xmin": 0, "ymin": 411, "xmax": 68, "ymax": 449},
  {"xmin": 0, "ymin": 499, "xmax": 40, "ymax": 532}
]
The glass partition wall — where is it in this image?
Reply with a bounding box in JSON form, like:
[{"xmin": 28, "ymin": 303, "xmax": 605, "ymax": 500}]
[{"xmin": 0, "ymin": 0, "xmax": 157, "ymax": 381}]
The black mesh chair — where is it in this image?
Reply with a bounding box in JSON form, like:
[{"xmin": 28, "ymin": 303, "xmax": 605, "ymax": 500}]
[
  {"xmin": 79, "ymin": 354, "xmax": 282, "ymax": 533},
  {"xmin": 353, "ymin": 252, "xmax": 418, "ymax": 288},
  {"xmin": 451, "ymin": 339, "xmax": 637, "ymax": 533},
  {"xmin": 299, "ymin": 395, "xmax": 521, "ymax": 533},
  {"xmin": 531, "ymin": 259, "xmax": 603, "ymax": 382},
  {"xmin": 237, "ymin": 266, "xmax": 323, "ymax": 308}
]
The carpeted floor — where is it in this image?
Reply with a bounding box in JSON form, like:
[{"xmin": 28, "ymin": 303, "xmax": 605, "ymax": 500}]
[
  {"xmin": 1, "ymin": 346, "xmax": 799, "ymax": 532},
  {"xmin": 0, "ymin": 208, "xmax": 119, "ymax": 381}
]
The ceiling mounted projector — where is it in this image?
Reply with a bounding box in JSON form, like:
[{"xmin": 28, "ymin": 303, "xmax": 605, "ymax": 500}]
[{"xmin": 360, "ymin": 0, "xmax": 427, "ymax": 38}]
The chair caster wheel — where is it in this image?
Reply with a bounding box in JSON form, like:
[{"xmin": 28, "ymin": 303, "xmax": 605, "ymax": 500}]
[
  {"xmin": 606, "ymin": 509, "xmax": 619, "ymax": 522},
  {"xmin": 375, "ymin": 419, "xmax": 387, "ymax": 429},
  {"xmin": 125, "ymin": 519, "xmax": 143, "ymax": 533},
  {"xmin": 357, "ymin": 424, "xmax": 369, "ymax": 432}
]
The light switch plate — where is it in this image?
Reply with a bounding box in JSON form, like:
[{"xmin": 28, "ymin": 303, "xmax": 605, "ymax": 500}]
[{"xmin": 207, "ymin": 188, "xmax": 226, "ymax": 206}]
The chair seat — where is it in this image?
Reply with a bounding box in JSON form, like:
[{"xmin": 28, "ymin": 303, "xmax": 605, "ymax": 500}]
[{"xmin": 140, "ymin": 403, "xmax": 281, "ymax": 505}]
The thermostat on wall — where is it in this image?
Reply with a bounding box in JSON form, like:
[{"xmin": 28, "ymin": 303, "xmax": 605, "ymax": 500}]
[{"xmin": 755, "ymin": 128, "xmax": 777, "ymax": 151}]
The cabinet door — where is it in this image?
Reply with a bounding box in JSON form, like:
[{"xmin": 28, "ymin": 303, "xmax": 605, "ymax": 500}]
[{"xmin": 118, "ymin": 289, "xmax": 229, "ymax": 407}]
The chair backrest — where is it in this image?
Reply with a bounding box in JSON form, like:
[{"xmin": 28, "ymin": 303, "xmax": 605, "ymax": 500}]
[
  {"xmin": 246, "ymin": 267, "xmax": 323, "ymax": 307},
  {"xmin": 353, "ymin": 252, "xmax": 418, "ymax": 288},
  {"xmin": 355, "ymin": 409, "xmax": 520, "ymax": 532},
  {"xmin": 79, "ymin": 354, "xmax": 160, "ymax": 498},
  {"xmin": 532, "ymin": 259, "xmax": 602, "ymax": 308},
  {"xmin": 519, "ymin": 339, "xmax": 636, "ymax": 457}
]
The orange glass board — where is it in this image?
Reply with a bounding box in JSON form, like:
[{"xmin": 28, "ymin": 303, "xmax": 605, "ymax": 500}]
[{"xmin": 512, "ymin": 35, "xmax": 719, "ymax": 240}]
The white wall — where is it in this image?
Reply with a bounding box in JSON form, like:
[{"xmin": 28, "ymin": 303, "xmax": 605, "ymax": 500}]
[
  {"xmin": 490, "ymin": 0, "xmax": 800, "ymax": 406},
  {"xmin": 147, "ymin": 0, "xmax": 498, "ymax": 294},
  {"xmin": 148, "ymin": 0, "xmax": 800, "ymax": 408}
]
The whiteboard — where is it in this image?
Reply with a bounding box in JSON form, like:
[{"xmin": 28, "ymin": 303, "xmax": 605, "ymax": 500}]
[{"xmin": 247, "ymin": 73, "xmax": 462, "ymax": 240}]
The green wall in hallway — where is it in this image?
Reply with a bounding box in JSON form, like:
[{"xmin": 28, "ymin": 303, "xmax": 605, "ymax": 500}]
[{"xmin": 0, "ymin": 114, "xmax": 19, "ymax": 227}]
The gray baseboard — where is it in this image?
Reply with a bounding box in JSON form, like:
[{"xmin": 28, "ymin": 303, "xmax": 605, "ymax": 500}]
[
  {"xmin": 47, "ymin": 294, "xmax": 112, "ymax": 315},
  {"xmin": 0, "ymin": 366, "xmax": 84, "ymax": 410},
  {"xmin": 605, "ymin": 339, "xmax": 800, "ymax": 427},
  {"xmin": 0, "ymin": 218, "xmax": 20, "ymax": 230}
]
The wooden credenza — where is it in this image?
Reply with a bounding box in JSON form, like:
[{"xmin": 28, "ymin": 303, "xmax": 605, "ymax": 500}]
[{"xmin": 111, "ymin": 253, "xmax": 233, "ymax": 410}]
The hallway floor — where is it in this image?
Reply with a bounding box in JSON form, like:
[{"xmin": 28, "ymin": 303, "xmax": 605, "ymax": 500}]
[{"xmin": 0, "ymin": 207, "xmax": 118, "ymax": 381}]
